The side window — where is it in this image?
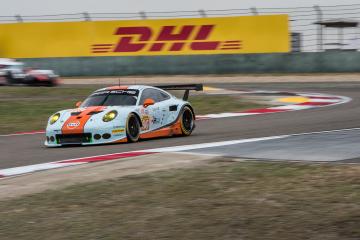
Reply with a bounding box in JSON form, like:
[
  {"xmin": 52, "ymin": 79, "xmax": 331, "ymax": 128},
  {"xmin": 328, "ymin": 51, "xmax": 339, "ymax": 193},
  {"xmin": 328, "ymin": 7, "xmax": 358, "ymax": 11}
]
[
  {"xmin": 159, "ymin": 91, "xmax": 171, "ymax": 101},
  {"xmin": 139, "ymin": 88, "xmax": 170, "ymax": 105},
  {"xmin": 139, "ymin": 89, "xmax": 153, "ymax": 105}
]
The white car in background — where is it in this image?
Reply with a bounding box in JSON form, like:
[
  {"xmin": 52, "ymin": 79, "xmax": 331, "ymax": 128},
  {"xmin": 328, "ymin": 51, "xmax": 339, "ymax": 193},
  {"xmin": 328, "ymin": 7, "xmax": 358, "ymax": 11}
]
[{"xmin": 0, "ymin": 58, "xmax": 59, "ymax": 86}]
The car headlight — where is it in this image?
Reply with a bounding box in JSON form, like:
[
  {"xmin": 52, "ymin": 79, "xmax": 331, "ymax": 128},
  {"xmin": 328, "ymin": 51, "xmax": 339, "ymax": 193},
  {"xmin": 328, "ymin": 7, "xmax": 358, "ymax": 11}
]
[
  {"xmin": 103, "ymin": 110, "xmax": 118, "ymax": 122},
  {"xmin": 49, "ymin": 113, "xmax": 60, "ymax": 125}
]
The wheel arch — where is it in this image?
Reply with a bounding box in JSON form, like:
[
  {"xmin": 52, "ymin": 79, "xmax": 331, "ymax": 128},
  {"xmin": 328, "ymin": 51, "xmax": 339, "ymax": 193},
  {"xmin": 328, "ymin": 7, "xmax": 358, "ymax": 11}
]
[
  {"xmin": 181, "ymin": 104, "xmax": 195, "ymax": 119},
  {"xmin": 130, "ymin": 112, "xmax": 143, "ymax": 128}
]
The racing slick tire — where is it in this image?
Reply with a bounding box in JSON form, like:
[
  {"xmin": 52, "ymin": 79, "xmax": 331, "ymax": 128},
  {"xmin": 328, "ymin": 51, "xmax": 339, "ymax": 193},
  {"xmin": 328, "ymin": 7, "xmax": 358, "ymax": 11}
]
[
  {"xmin": 180, "ymin": 106, "xmax": 195, "ymax": 136},
  {"xmin": 126, "ymin": 113, "xmax": 140, "ymax": 142},
  {"xmin": 5, "ymin": 71, "xmax": 16, "ymax": 85},
  {"xmin": 23, "ymin": 75, "xmax": 36, "ymax": 85}
]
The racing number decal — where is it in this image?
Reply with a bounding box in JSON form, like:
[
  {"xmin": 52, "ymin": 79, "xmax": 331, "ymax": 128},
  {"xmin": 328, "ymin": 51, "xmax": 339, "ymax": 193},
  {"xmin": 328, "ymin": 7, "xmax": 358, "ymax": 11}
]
[{"xmin": 141, "ymin": 115, "xmax": 150, "ymax": 131}]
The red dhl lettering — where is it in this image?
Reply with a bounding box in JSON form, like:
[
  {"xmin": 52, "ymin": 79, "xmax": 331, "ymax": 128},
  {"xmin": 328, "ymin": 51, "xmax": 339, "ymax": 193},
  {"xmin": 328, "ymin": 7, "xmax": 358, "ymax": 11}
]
[{"xmin": 91, "ymin": 25, "xmax": 242, "ymax": 53}]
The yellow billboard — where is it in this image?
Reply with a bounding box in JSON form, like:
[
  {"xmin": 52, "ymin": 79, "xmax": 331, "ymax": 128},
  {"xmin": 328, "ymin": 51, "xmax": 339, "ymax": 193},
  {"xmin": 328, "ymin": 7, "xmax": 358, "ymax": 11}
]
[{"xmin": 0, "ymin": 15, "xmax": 289, "ymax": 58}]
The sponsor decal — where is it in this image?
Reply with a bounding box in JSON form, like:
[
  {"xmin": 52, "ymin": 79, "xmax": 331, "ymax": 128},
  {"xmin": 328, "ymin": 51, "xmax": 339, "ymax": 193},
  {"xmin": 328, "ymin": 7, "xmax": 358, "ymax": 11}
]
[
  {"xmin": 141, "ymin": 115, "xmax": 150, "ymax": 131},
  {"xmin": 92, "ymin": 89, "xmax": 139, "ymax": 96},
  {"xmin": 0, "ymin": 15, "xmax": 289, "ymax": 58},
  {"xmin": 152, "ymin": 117, "xmax": 159, "ymax": 123},
  {"xmin": 141, "ymin": 108, "xmax": 149, "ymax": 115},
  {"xmin": 92, "ymin": 90, "xmax": 110, "ymax": 96},
  {"xmin": 112, "ymin": 128, "xmax": 125, "ymax": 134},
  {"xmin": 67, "ymin": 121, "xmax": 80, "ymax": 129},
  {"xmin": 92, "ymin": 25, "xmax": 242, "ymax": 54},
  {"xmin": 71, "ymin": 108, "xmax": 84, "ymax": 112},
  {"xmin": 112, "ymin": 90, "xmax": 138, "ymax": 95}
]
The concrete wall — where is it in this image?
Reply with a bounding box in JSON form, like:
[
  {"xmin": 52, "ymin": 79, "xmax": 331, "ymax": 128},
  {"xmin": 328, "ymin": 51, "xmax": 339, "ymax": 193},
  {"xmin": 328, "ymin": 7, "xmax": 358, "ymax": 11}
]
[{"xmin": 20, "ymin": 51, "xmax": 360, "ymax": 77}]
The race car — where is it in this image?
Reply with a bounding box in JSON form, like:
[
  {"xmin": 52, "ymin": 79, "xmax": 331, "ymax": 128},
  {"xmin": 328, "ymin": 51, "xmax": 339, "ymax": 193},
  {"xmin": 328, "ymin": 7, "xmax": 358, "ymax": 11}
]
[
  {"xmin": 45, "ymin": 84, "xmax": 202, "ymax": 147},
  {"xmin": 0, "ymin": 58, "xmax": 59, "ymax": 86}
]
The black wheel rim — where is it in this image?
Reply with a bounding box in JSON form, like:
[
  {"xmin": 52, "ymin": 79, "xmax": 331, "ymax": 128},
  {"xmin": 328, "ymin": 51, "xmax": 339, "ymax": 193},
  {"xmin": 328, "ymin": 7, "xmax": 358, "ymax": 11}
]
[
  {"xmin": 182, "ymin": 110, "xmax": 193, "ymax": 131},
  {"xmin": 128, "ymin": 117, "xmax": 139, "ymax": 138}
]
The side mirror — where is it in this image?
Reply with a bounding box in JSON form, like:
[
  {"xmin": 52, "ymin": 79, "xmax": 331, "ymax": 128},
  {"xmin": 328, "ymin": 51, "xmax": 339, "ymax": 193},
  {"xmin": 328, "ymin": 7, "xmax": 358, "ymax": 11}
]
[
  {"xmin": 143, "ymin": 98, "xmax": 155, "ymax": 108},
  {"xmin": 75, "ymin": 101, "xmax": 82, "ymax": 107}
]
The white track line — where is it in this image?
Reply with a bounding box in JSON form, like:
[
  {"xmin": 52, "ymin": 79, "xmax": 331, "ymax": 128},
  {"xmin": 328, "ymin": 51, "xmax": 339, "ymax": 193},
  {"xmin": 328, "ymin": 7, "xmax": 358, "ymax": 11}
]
[
  {"xmin": 0, "ymin": 130, "xmax": 45, "ymax": 137},
  {"xmin": 145, "ymin": 127, "xmax": 360, "ymax": 153},
  {"xmin": 142, "ymin": 136, "xmax": 287, "ymax": 152},
  {"xmin": 1, "ymin": 127, "xmax": 360, "ymax": 179}
]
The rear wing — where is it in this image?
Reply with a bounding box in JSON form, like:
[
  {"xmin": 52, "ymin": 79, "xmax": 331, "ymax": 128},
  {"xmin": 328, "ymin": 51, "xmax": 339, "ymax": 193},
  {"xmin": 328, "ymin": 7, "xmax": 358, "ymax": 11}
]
[{"xmin": 154, "ymin": 84, "xmax": 203, "ymax": 100}]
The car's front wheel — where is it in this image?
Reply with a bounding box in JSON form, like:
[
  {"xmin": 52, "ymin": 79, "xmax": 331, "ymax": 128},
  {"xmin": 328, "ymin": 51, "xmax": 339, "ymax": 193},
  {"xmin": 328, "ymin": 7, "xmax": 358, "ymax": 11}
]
[
  {"xmin": 5, "ymin": 71, "xmax": 15, "ymax": 85},
  {"xmin": 180, "ymin": 106, "xmax": 195, "ymax": 136},
  {"xmin": 126, "ymin": 113, "xmax": 140, "ymax": 142}
]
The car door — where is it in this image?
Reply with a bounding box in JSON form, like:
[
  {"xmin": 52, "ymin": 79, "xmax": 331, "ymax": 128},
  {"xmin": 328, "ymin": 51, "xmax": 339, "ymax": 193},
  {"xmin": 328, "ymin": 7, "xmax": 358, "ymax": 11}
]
[
  {"xmin": 138, "ymin": 88, "xmax": 171, "ymax": 131},
  {"xmin": 139, "ymin": 88, "xmax": 164, "ymax": 132}
]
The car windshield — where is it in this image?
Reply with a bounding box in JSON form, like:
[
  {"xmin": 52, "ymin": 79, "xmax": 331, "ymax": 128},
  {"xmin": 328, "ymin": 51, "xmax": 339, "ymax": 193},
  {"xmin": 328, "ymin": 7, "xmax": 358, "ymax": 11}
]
[
  {"xmin": 9, "ymin": 64, "xmax": 24, "ymax": 70},
  {"xmin": 81, "ymin": 90, "xmax": 139, "ymax": 107}
]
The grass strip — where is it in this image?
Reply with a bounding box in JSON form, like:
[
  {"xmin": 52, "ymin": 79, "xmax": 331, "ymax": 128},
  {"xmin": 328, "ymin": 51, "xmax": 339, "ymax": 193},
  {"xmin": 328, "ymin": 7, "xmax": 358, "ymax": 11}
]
[
  {"xmin": 0, "ymin": 86, "xmax": 266, "ymax": 134},
  {"xmin": 0, "ymin": 160, "xmax": 359, "ymax": 240}
]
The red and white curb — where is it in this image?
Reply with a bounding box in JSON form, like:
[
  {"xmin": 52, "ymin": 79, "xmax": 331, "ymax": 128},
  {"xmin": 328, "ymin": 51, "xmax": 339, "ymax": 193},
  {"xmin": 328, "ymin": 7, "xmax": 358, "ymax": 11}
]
[
  {"xmin": 0, "ymin": 152, "xmax": 156, "ymax": 178},
  {"xmin": 197, "ymin": 91, "xmax": 351, "ymax": 120},
  {"xmin": 0, "ymin": 91, "xmax": 351, "ymax": 137},
  {"xmin": 0, "ymin": 136, "xmax": 285, "ymax": 179},
  {"xmin": 0, "ymin": 130, "xmax": 46, "ymax": 137},
  {"xmin": 1, "ymin": 127, "xmax": 358, "ymax": 179}
]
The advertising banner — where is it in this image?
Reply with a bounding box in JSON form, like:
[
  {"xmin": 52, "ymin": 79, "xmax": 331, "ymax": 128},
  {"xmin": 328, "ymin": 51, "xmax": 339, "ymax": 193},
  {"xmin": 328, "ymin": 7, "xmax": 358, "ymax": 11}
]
[{"xmin": 0, "ymin": 15, "xmax": 289, "ymax": 58}]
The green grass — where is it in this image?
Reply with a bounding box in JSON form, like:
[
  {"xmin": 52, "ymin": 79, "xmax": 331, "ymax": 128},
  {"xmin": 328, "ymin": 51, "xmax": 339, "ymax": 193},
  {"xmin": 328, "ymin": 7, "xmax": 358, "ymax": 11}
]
[
  {"xmin": 188, "ymin": 95, "xmax": 264, "ymax": 115},
  {"xmin": 0, "ymin": 86, "xmax": 266, "ymax": 134},
  {"xmin": 0, "ymin": 160, "xmax": 359, "ymax": 240},
  {"xmin": 0, "ymin": 86, "xmax": 99, "ymax": 134}
]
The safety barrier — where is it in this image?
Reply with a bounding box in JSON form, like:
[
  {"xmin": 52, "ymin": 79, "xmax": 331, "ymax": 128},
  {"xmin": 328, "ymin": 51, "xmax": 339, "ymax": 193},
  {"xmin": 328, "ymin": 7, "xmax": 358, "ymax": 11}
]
[{"xmin": 20, "ymin": 51, "xmax": 360, "ymax": 76}]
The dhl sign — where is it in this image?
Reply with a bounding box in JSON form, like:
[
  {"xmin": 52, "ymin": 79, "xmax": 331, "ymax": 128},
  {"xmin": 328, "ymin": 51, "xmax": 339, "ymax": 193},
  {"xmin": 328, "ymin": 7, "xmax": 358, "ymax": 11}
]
[
  {"xmin": 92, "ymin": 25, "xmax": 243, "ymax": 54},
  {"xmin": 0, "ymin": 15, "xmax": 289, "ymax": 58}
]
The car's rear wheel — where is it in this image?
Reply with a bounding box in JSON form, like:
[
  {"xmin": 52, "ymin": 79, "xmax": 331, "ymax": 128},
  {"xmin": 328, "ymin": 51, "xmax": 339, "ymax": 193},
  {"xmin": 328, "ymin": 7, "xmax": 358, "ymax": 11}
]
[
  {"xmin": 5, "ymin": 71, "xmax": 15, "ymax": 85},
  {"xmin": 126, "ymin": 113, "xmax": 140, "ymax": 142},
  {"xmin": 180, "ymin": 106, "xmax": 195, "ymax": 136}
]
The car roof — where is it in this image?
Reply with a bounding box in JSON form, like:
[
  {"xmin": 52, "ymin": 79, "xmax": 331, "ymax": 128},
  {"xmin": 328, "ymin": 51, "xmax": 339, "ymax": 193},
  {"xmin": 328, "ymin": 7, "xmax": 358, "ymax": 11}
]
[
  {"xmin": 0, "ymin": 58, "xmax": 23, "ymax": 66},
  {"xmin": 95, "ymin": 85, "xmax": 161, "ymax": 92}
]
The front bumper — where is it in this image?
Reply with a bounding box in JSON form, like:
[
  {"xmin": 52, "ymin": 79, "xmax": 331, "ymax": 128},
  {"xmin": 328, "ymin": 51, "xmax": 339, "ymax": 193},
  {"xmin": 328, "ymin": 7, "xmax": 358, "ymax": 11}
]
[{"xmin": 45, "ymin": 127, "xmax": 127, "ymax": 147}]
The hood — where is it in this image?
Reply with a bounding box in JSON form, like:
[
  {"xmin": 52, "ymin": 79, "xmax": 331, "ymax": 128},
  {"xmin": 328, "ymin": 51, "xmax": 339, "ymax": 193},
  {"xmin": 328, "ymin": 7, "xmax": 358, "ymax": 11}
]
[
  {"xmin": 61, "ymin": 106, "xmax": 108, "ymax": 134},
  {"xmin": 69, "ymin": 106, "xmax": 107, "ymax": 116},
  {"xmin": 58, "ymin": 105, "xmax": 136, "ymax": 134}
]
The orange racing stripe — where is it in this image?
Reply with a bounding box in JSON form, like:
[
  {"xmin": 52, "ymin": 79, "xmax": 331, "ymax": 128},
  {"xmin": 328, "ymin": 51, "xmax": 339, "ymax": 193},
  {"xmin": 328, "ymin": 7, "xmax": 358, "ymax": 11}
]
[
  {"xmin": 61, "ymin": 106, "xmax": 106, "ymax": 134},
  {"xmin": 106, "ymin": 86, "xmax": 129, "ymax": 90},
  {"xmin": 140, "ymin": 119, "xmax": 183, "ymax": 139}
]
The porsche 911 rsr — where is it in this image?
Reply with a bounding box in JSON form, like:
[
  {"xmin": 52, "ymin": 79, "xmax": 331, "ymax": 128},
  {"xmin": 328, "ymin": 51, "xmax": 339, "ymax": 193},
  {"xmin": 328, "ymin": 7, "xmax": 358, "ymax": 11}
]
[{"xmin": 45, "ymin": 84, "xmax": 202, "ymax": 147}]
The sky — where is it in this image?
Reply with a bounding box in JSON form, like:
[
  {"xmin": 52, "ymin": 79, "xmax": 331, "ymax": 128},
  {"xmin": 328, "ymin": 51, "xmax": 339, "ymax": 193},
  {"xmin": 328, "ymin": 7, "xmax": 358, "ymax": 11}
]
[{"xmin": 1, "ymin": 0, "xmax": 359, "ymax": 16}]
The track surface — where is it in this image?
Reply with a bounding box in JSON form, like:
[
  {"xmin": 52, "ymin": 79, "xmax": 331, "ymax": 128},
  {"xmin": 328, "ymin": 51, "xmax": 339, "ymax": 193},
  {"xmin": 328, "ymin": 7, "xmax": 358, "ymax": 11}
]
[{"xmin": 1, "ymin": 82, "xmax": 360, "ymax": 169}]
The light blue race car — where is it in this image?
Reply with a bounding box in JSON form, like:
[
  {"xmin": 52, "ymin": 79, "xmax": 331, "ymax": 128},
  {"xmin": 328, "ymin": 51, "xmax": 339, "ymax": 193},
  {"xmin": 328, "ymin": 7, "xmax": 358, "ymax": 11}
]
[{"xmin": 45, "ymin": 84, "xmax": 202, "ymax": 147}]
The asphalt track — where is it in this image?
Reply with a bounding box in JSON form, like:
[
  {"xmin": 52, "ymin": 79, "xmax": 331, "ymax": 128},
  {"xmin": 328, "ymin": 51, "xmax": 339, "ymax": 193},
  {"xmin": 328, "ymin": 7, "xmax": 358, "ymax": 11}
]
[{"xmin": 1, "ymin": 82, "xmax": 360, "ymax": 169}]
